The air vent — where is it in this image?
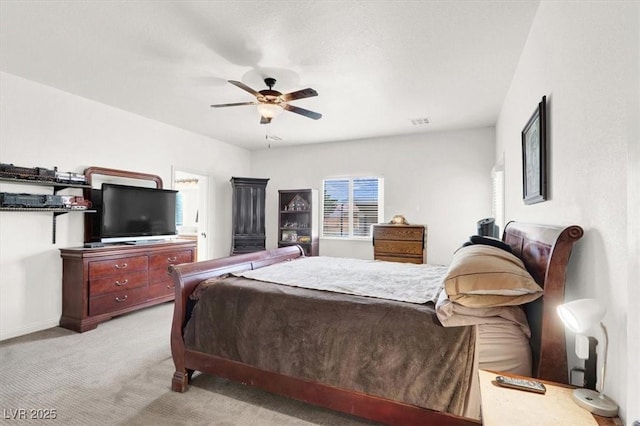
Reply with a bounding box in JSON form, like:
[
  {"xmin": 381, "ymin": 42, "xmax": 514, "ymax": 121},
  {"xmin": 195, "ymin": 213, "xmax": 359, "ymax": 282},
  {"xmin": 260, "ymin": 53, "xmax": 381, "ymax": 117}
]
[{"xmin": 410, "ymin": 117, "xmax": 431, "ymax": 125}]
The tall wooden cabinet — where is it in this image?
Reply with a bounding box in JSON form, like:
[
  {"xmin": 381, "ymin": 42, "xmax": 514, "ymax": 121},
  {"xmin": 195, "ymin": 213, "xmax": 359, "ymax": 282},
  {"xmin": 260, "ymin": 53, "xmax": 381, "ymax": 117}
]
[
  {"xmin": 59, "ymin": 239, "xmax": 196, "ymax": 332},
  {"xmin": 278, "ymin": 189, "xmax": 318, "ymax": 256},
  {"xmin": 372, "ymin": 224, "xmax": 426, "ymax": 264},
  {"xmin": 230, "ymin": 177, "xmax": 269, "ymax": 255}
]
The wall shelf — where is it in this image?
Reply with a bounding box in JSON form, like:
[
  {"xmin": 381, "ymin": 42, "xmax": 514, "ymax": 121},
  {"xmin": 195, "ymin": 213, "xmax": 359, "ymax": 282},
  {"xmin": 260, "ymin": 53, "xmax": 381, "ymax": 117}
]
[
  {"xmin": 0, "ymin": 177, "xmax": 93, "ymax": 243},
  {"xmin": 0, "ymin": 177, "xmax": 91, "ymax": 192}
]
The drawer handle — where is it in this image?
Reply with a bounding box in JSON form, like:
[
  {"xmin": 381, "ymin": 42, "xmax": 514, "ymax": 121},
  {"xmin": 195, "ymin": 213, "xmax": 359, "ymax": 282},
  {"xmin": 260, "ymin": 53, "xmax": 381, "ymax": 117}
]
[
  {"xmin": 115, "ymin": 295, "xmax": 128, "ymax": 302},
  {"xmin": 166, "ymin": 285, "xmax": 174, "ymax": 290},
  {"xmin": 167, "ymin": 256, "xmax": 178, "ymax": 262},
  {"xmin": 114, "ymin": 263, "xmax": 128, "ymax": 269},
  {"xmin": 115, "ymin": 279, "xmax": 128, "ymax": 286}
]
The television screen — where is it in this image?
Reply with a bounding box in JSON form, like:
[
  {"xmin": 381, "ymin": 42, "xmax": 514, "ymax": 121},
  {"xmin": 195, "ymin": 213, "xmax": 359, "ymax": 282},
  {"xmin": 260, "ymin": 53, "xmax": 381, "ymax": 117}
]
[{"xmin": 101, "ymin": 183, "xmax": 177, "ymax": 243}]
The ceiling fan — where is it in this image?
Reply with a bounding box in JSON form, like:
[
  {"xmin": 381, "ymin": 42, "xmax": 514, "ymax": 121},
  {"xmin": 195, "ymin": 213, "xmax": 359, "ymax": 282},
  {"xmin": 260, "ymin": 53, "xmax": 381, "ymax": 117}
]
[{"xmin": 211, "ymin": 78, "xmax": 322, "ymax": 124}]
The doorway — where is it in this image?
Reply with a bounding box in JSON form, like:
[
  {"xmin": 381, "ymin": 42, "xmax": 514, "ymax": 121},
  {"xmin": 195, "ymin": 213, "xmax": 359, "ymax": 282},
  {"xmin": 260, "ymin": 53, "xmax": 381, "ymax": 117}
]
[{"xmin": 173, "ymin": 169, "xmax": 209, "ymax": 261}]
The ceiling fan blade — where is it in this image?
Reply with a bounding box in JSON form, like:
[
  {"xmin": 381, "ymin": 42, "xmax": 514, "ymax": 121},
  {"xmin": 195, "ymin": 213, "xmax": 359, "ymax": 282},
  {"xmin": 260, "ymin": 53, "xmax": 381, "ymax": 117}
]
[
  {"xmin": 282, "ymin": 104, "xmax": 322, "ymax": 120},
  {"xmin": 280, "ymin": 88, "xmax": 318, "ymax": 102},
  {"xmin": 228, "ymin": 80, "xmax": 260, "ymax": 97},
  {"xmin": 210, "ymin": 101, "xmax": 257, "ymax": 108}
]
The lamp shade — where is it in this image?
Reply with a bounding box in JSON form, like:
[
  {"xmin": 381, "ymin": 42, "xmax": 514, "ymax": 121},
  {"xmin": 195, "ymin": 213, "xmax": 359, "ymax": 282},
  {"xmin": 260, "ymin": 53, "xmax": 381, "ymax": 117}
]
[
  {"xmin": 257, "ymin": 103, "xmax": 282, "ymax": 119},
  {"xmin": 557, "ymin": 298, "xmax": 605, "ymax": 333},
  {"xmin": 556, "ymin": 298, "xmax": 618, "ymax": 417}
]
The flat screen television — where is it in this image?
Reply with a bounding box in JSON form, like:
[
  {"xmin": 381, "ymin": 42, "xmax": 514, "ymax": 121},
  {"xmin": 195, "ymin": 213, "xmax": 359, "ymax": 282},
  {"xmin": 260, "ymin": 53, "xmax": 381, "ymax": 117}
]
[{"xmin": 100, "ymin": 183, "xmax": 178, "ymax": 243}]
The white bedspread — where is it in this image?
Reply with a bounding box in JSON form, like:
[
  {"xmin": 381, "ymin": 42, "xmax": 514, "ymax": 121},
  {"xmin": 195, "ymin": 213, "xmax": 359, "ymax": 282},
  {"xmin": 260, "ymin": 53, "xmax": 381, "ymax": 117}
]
[{"xmin": 234, "ymin": 256, "xmax": 448, "ymax": 304}]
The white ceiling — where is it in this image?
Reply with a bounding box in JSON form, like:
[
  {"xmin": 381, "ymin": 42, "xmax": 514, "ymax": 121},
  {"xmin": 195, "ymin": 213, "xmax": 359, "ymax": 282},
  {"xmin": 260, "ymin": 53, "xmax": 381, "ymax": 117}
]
[{"xmin": 0, "ymin": 1, "xmax": 539, "ymax": 150}]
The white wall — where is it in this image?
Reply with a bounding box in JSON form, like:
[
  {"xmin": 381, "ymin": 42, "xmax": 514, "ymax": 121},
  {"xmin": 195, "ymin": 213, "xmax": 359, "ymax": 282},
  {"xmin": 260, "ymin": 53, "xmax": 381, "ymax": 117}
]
[
  {"xmin": 251, "ymin": 127, "xmax": 496, "ymax": 265},
  {"xmin": 0, "ymin": 72, "xmax": 251, "ymax": 340},
  {"xmin": 495, "ymin": 2, "xmax": 638, "ymax": 423}
]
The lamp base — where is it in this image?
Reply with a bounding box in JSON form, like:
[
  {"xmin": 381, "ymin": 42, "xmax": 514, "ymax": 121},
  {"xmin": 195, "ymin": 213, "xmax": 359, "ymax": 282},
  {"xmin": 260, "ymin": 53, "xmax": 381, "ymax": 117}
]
[{"xmin": 572, "ymin": 388, "xmax": 619, "ymax": 417}]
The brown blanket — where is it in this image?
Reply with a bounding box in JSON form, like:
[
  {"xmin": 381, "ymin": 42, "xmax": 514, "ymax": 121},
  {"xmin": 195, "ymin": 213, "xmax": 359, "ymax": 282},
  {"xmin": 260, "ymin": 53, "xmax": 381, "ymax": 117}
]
[{"xmin": 184, "ymin": 276, "xmax": 476, "ymax": 415}]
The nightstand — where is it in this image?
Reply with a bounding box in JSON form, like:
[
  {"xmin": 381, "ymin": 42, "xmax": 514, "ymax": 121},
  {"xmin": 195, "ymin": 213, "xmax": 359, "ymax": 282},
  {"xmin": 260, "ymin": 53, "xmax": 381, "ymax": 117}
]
[
  {"xmin": 478, "ymin": 370, "xmax": 622, "ymax": 426},
  {"xmin": 372, "ymin": 224, "xmax": 426, "ymax": 264}
]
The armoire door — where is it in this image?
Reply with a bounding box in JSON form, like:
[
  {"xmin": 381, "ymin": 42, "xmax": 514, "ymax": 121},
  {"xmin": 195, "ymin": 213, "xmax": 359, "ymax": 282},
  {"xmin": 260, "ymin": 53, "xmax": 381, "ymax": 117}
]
[{"xmin": 230, "ymin": 177, "xmax": 269, "ymax": 254}]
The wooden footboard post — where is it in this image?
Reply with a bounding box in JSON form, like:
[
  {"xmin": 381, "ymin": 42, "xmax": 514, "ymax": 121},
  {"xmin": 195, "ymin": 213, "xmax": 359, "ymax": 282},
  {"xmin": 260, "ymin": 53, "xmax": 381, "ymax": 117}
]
[
  {"xmin": 172, "ymin": 370, "xmax": 189, "ymax": 392},
  {"xmin": 169, "ymin": 265, "xmax": 190, "ymax": 392}
]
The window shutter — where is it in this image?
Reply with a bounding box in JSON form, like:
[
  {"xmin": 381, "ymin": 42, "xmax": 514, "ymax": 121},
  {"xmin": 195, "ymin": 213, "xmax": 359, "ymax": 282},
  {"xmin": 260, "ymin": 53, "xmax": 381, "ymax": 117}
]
[
  {"xmin": 323, "ymin": 179, "xmax": 350, "ymax": 237},
  {"xmin": 491, "ymin": 166, "xmax": 505, "ymax": 234},
  {"xmin": 322, "ymin": 177, "xmax": 383, "ymax": 239},
  {"xmin": 352, "ymin": 178, "xmax": 379, "ymax": 237}
]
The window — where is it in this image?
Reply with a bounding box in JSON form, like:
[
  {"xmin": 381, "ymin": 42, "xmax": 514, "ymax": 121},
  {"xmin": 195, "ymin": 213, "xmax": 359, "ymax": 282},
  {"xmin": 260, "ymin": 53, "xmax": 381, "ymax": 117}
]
[
  {"xmin": 491, "ymin": 162, "xmax": 505, "ymax": 234},
  {"xmin": 322, "ymin": 177, "xmax": 384, "ymax": 239}
]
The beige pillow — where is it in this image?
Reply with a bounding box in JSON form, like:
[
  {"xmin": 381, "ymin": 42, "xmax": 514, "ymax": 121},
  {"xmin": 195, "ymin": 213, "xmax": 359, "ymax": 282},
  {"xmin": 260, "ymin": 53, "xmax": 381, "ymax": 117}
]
[{"xmin": 444, "ymin": 244, "xmax": 543, "ymax": 307}]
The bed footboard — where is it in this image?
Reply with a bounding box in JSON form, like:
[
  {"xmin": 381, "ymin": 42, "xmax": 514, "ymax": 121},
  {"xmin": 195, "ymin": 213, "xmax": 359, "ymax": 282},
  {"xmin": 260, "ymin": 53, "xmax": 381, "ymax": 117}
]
[{"xmin": 169, "ymin": 245, "xmax": 304, "ymax": 392}]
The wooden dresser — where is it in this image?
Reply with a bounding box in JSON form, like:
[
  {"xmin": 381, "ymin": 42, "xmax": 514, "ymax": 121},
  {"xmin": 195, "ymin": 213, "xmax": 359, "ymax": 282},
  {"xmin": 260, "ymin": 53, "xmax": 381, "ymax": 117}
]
[
  {"xmin": 372, "ymin": 224, "xmax": 426, "ymax": 264},
  {"xmin": 59, "ymin": 239, "xmax": 196, "ymax": 332}
]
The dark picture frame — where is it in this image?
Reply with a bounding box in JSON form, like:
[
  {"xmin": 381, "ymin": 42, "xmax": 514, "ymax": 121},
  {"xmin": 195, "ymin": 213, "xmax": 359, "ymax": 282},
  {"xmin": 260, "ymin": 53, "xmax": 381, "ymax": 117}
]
[{"xmin": 522, "ymin": 95, "xmax": 547, "ymax": 204}]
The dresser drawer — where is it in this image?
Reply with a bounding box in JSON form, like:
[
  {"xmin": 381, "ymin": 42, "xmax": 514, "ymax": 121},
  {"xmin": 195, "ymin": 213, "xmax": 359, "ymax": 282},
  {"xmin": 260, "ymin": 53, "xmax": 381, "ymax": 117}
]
[
  {"xmin": 89, "ymin": 286, "xmax": 148, "ymax": 316},
  {"xmin": 89, "ymin": 256, "xmax": 148, "ymax": 279},
  {"xmin": 149, "ymin": 250, "xmax": 193, "ymax": 270},
  {"xmin": 149, "ymin": 266, "xmax": 173, "ymax": 286},
  {"xmin": 89, "ymin": 270, "xmax": 148, "ymax": 297},
  {"xmin": 373, "ymin": 226, "xmax": 424, "ymax": 241},
  {"xmin": 148, "ymin": 281, "xmax": 175, "ymax": 300},
  {"xmin": 375, "ymin": 255, "xmax": 424, "ymax": 264},
  {"xmin": 374, "ymin": 240, "xmax": 423, "ymax": 256}
]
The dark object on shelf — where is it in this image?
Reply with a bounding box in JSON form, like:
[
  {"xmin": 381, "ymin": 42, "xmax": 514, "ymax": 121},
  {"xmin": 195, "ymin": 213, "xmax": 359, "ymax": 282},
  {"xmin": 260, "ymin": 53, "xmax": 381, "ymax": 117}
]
[
  {"xmin": 231, "ymin": 177, "xmax": 269, "ymax": 255},
  {"xmin": 1, "ymin": 192, "xmax": 65, "ymax": 208},
  {"xmin": 64, "ymin": 195, "xmax": 92, "ymax": 210},
  {"xmin": 477, "ymin": 217, "xmax": 499, "ymax": 238},
  {"xmin": 55, "ymin": 170, "xmax": 87, "ymax": 185},
  {"xmin": 278, "ymin": 189, "xmax": 318, "ymax": 256},
  {"xmin": 0, "ymin": 162, "xmax": 56, "ymax": 181},
  {"xmin": 0, "ymin": 162, "xmax": 88, "ymax": 185}
]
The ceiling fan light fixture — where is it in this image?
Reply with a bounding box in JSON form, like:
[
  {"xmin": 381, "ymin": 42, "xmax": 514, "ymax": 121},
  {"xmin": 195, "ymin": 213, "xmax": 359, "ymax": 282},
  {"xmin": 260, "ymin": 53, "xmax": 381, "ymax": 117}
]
[
  {"xmin": 212, "ymin": 78, "xmax": 321, "ymax": 122},
  {"xmin": 257, "ymin": 103, "xmax": 282, "ymax": 120}
]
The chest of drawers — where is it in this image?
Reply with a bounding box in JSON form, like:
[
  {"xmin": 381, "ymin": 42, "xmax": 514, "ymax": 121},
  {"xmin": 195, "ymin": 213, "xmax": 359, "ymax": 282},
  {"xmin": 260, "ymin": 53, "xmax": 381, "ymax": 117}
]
[
  {"xmin": 60, "ymin": 240, "xmax": 196, "ymax": 332},
  {"xmin": 372, "ymin": 224, "xmax": 427, "ymax": 264}
]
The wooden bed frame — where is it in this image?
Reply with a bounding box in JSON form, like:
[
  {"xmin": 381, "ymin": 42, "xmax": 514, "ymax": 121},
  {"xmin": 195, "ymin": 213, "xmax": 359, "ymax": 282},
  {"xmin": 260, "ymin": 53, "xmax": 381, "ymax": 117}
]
[{"xmin": 169, "ymin": 222, "xmax": 583, "ymax": 425}]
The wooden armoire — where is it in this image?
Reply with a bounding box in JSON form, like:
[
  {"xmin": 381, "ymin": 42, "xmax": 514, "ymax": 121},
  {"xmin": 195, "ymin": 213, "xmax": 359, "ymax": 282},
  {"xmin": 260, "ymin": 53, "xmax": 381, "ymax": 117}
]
[{"xmin": 230, "ymin": 177, "xmax": 269, "ymax": 255}]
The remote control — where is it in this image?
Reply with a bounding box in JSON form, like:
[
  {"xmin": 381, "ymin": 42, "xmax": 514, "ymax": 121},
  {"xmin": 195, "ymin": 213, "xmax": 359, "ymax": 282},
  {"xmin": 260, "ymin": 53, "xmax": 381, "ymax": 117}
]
[{"xmin": 495, "ymin": 375, "xmax": 546, "ymax": 394}]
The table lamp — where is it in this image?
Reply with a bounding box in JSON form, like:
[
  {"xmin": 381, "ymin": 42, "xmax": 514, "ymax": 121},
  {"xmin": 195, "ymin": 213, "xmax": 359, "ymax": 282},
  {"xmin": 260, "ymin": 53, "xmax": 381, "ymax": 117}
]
[{"xmin": 557, "ymin": 298, "xmax": 619, "ymax": 417}]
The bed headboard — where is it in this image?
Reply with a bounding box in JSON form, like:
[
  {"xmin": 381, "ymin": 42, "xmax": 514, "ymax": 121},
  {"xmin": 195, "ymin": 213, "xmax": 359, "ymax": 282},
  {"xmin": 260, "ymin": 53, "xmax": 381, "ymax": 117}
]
[{"xmin": 502, "ymin": 221, "xmax": 584, "ymax": 384}]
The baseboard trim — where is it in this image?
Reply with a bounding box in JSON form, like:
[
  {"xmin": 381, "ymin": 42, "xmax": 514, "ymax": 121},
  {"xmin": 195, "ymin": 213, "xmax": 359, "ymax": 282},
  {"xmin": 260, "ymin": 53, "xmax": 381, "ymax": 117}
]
[{"xmin": 0, "ymin": 318, "xmax": 60, "ymax": 342}]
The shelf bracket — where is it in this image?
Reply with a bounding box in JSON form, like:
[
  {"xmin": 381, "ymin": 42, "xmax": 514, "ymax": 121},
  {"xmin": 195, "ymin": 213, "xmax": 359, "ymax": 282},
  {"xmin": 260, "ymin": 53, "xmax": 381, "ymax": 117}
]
[
  {"xmin": 52, "ymin": 212, "xmax": 61, "ymax": 244},
  {"xmin": 52, "ymin": 211, "xmax": 68, "ymax": 244}
]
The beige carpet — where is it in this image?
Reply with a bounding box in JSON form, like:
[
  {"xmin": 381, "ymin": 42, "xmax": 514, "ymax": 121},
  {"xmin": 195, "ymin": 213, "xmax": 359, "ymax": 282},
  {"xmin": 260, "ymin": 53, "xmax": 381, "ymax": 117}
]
[{"xmin": 0, "ymin": 303, "xmax": 376, "ymax": 425}]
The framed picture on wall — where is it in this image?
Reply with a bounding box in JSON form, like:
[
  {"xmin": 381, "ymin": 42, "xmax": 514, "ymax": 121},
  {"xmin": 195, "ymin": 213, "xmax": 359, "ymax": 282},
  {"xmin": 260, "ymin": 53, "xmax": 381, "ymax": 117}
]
[{"xmin": 521, "ymin": 95, "xmax": 547, "ymax": 205}]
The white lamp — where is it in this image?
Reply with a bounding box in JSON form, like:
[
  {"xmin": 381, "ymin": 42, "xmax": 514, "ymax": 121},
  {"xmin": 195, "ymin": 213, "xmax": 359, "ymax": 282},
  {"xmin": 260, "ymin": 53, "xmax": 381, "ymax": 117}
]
[
  {"xmin": 256, "ymin": 103, "xmax": 282, "ymax": 123},
  {"xmin": 557, "ymin": 298, "xmax": 619, "ymax": 417}
]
